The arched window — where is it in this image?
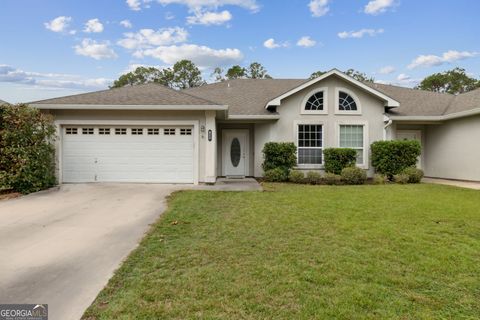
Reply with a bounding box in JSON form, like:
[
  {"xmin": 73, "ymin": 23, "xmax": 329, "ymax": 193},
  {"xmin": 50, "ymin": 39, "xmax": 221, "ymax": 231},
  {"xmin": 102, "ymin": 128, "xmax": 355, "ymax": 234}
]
[
  {"xmin": 305, "ymin": 91, "xmax": 324, "ymax": 111},
  {"xmin": 338, "ymin": 91, "xmax": 357, "ymax": 111}
]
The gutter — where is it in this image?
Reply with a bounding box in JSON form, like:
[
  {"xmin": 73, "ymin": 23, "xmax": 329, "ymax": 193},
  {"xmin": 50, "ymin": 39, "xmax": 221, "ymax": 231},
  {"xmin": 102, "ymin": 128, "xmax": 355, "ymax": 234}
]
[
  {"xmin": 30, "ymin": 104, "xmax": 229, "ymax": 111},
  {"xmin": 383, "ymin": 115, "xmax": 393, "ymax": 140},
  {"xmin": 389, "ymin": 107, "xmax": 480, "ymax": 122}
]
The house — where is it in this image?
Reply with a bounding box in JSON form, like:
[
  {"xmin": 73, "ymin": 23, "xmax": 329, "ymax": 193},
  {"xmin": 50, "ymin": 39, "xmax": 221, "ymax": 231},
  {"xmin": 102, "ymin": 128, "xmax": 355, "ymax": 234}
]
[
  {"xmin": 30, "ymin": 69, "xmax": 480, "ymax": 184},
  {"xmin": 0, "ymin": 99, "xmax": 8, "ymax": 105}
]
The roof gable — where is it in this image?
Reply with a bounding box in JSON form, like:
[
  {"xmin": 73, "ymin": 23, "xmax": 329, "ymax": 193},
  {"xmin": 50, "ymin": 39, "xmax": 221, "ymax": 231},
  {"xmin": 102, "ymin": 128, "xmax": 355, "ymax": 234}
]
[{"xmin": 265, "ymin": 69, "xmax": 400, "ymax": 108}]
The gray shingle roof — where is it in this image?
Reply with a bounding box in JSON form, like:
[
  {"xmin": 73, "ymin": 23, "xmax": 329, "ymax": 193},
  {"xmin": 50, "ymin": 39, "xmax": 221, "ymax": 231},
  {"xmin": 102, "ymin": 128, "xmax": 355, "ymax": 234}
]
[
  {"xmin": 0, "ymin": 99, "xmax": 8, "ymax": 105},
  {"xmin": 445, "ymin": 87, "xmax": 480, "ymax": 115},
  {"xmin": 184, "ymin": 79, "xmax": 307, "ymax": 115},
  {"xmin": 31, "ymin": 83, "xmax": 220, "ymax": 106}
]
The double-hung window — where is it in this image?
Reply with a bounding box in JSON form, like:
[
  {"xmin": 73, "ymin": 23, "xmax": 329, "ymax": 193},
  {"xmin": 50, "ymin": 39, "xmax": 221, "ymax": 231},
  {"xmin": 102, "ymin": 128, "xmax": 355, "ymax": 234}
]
[
  {"xmin": 339, "ymin": 124, "xmax": 365, "ymax": 164},
  {"xmin": 297, "ymin": 124, "xmax": 323, "ymax": 165}
]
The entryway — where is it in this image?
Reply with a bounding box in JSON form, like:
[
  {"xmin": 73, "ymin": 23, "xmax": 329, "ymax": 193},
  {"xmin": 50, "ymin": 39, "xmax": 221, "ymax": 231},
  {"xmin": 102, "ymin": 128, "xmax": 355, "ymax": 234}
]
[
  {"xmin": 222, "ymin": 129, "xmax": 249, "ymax": 177},
  {"xmin": 396, "ymin": 130, "xmax": 423, "ymax": 169}
]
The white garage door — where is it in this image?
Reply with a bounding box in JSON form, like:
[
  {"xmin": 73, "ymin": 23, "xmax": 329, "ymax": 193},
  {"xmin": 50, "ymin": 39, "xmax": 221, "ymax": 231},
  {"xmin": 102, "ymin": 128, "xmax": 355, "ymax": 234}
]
[{"xmin": 62, "ymin": 126, "xmax": 195, "ymax": 183}]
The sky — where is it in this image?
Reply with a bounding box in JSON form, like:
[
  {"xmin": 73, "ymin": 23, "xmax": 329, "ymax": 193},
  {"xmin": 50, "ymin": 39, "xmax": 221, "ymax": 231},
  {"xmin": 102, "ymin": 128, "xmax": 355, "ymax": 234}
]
[{"xmin": 0, "ymin": 0, "xmax": 479, "ymax": 103}]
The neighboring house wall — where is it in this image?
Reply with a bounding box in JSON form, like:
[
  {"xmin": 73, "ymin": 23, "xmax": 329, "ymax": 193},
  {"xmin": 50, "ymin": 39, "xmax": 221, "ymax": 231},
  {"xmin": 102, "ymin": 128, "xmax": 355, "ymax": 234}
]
[
  {"xmin": 256, "ymin": 76, "xmax": 386, "ymax": 177},
  {"xmin": 423, "ymin": 115, "xmax": 480, "ymax": 181},
  {"xmin": 45, "ymin": 109, "xmax": 210, "ymax": 182}
]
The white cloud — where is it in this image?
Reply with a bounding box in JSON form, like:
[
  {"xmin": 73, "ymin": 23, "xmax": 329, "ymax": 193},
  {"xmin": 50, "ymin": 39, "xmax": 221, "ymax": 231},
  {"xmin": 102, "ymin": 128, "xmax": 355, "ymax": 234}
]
[
  {"xmin": 44, "ymin": 16, "xmax": 73, "ymax": 33},
  {"xmin": 364, "ymin": 0, "xmax": 395, "ymax": 15},
  {"xmin": 338, "ymin": 28, "xmax": 384, "ymax": 39},
  {"xmin": 408, "ymin": 50, "xmax": 478, "ymax": 69},
  {"xmin": 0, "ymin": 64, "xmax": 111, "ymax": 90},
  {"xmin": 138, "ymin": 44, "xmax": 243, "ymax": 68},
  {"xmin": 263, "ymin": 38, "xmax": 288, "ymax": 49},
  {"xmin": 297, "ymin": 36, "xmax": 316, "ymax": 48},
  {"xmin": 397, "ymin": 73, "xmax": 410, "ymax": 81},
  {"xmin": 126, "ymin": 0, "xmax": 142, "ymax": 10},
  {"xmin": 309, "ymin": 0, "xmax": 329, "ymax": 17},
  {"xmin": 74, "ymin": 39, "xmax": 118, "ymax": 60},
  {"xmin": 378, "ymin": 66, "xmax": 396, "ymax": 74},
  {"xmin": 84, "ymin": 18, "xmax": 104, "ymax": 33},
  {"xmin": 120, "ymin": 20, "xmax": 133, "ymax": 28},
  {"xmin": 118, "ymin": 27, "xmax": 188, "ymax": 50},
  {"xmin": 155, "ymin": 0, "xmax": 259, "ymax": 12},
  {"xmin": 187, "ymin": 10, "xmax": 232, "ymax": 25}
]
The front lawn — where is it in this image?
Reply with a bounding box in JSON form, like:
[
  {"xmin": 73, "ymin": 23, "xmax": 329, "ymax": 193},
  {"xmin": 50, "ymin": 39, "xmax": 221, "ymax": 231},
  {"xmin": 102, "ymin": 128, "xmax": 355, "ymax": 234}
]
[{"xmin": 83, "ymin": 184, "xmax": 480, "ymax": 319}]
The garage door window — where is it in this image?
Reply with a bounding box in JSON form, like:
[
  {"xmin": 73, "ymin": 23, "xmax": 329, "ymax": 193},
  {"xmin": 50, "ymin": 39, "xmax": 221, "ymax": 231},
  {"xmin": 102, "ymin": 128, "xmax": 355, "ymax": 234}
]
[
  {"xmin": 99, "ymin": 128, "xmax": 110, "ymax": 135},
  {"xmin": 132, "ymin": 128, "xmax": 143, "ymax": 135},
  {"xmin": 164, "ymin": 128, "xmax": 176, "ymax": 135},
  {"xmin": 82, "ymin": 128, "xmax": 94, "ymax": 135},
  {"xmin": 148, "ymin": 128, "xmax": 160, "ymax": 135},
  {"xmin": 65, "ymin": 128, "xmax": 78, "ymax": 135},
  {"xmin": 180, "ymin": 128, "xmax": 192, "ymax": 135},
  {"xmin": 115, "ymin": 128, "xmax": 127, "ymax": 135}
]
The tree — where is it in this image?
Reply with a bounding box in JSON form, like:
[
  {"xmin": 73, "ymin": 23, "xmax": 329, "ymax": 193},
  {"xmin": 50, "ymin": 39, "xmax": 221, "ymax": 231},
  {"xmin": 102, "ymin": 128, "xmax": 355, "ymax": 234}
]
[
  {"xmin": 111, "ymin": 60, "xmax": 205, "ymax": 90},
  {"xmin": 416, "ymin": 68, "xmax": 480, "ymax": 94},
  {"xmin": 211, "ymin": 67, "xmax": 225, "ymax": 82},
  {"xmin": 226, "ymin": 65, "xmax": 247, "ymax": 79},
  {"xmin": 344, "ymin": 69, "xmax": 374, "ymax": 83},
  {"xmin": 309, "ymin": 70, "xmax": 326, "ymax": 79},
  {"xmin": 247, "ymin": 62, "xmax": 272, "ymax": 79}
]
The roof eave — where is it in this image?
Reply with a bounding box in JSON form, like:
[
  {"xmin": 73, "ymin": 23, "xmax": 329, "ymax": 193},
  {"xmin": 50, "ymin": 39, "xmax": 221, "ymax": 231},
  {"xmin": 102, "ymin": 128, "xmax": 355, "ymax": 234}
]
[
  {"xmin": 265, "ymin": 69, "xmax": 400, "ymax": 108},
  {"xmin": 388, "ymin": 107, "xmax": 480, "ymax": 121},
  {"xmin": 31, "ymin": 104, "xmax": 228, "ymax": 111}
]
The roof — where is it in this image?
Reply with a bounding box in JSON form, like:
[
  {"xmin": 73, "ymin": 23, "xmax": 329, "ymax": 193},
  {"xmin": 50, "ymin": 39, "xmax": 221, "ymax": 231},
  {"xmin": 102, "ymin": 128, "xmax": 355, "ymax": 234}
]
[
  {"xmin": 0, "ymin": 99, "xmax": 8, "ymax": 105},
  {"xmin": 185, "ymin": 79, "xmax": 307, "ymax": 115},
  {"xmin": 446, "ymin": 87, "xmax": 480, "ymax": 115},
  {"xmin": 31, "ymin": 83, "xmax": 220, "ymax": 106}
]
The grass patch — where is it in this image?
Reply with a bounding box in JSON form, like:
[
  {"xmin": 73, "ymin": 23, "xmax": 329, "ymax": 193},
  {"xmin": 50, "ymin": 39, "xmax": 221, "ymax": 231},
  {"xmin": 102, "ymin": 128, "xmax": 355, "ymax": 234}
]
[{"xmin": 83, "ymin": 184, "xmax": 480, "ymax": 319}]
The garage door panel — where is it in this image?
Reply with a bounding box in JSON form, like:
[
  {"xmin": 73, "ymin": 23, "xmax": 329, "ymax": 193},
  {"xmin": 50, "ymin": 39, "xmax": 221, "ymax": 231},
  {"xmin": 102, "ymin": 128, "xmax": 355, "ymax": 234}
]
[{"xmin": 62, "ymin": 126, "xmax": 195, "ymax": 183}]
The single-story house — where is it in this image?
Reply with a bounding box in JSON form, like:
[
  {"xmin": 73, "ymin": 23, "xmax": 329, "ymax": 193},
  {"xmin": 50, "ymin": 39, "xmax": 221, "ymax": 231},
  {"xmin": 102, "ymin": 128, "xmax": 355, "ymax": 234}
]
[{"xmin": 31, "ymin": 69, "xmax": 480, "ymax": 184}]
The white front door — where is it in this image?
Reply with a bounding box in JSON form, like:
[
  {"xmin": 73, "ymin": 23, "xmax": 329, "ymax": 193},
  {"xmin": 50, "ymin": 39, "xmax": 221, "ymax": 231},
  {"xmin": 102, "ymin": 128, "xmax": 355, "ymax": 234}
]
[
  {"xmin": 396, "ymin": 130, "xmax": 422, "ymax": 169},
  {"xmin": 222, "ymin": 129, "xmax": 249, "ymax": 177}
]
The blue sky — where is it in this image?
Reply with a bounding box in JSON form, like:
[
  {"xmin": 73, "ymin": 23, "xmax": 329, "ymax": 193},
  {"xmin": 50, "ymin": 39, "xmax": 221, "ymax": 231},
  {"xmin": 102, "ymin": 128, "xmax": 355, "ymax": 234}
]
[{"xmin": 0, "ymin": 0, "xmax": 479, "ymax": 102}]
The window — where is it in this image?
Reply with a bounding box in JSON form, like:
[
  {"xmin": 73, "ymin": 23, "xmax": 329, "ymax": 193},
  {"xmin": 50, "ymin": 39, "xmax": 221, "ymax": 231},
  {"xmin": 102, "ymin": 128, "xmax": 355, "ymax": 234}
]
[
  {"xmin": 148, "ymin": 128, "xmax": 160, "ymax": 135},
  {"xmin": 180, "ymin": 128, "xmax": 192, "ymax": 135},
  {"xmin": 164, "ymin": 128, "xmax": 176, "ymax": 135},
  {"xmin": 115, "ymin": 128, "xmax": 127, "ymax": 135},
  {"xmin": 131, "ymin": 128, "xmax": 143, "ymax": 135},
  {"xmin": 82, "ymin": 128, "xmax": 94, "ymax": 135},
  {"xmin": 99, "ymin": 128, "xmax": 110, "ymax": 135},
  {"xmin": 65, "ymin": 127, "xmax": 77, "ymax": 135},
  {"xmin": 339, "ymin": 125, "xmax": 364, "ymax": 164},
  {"xmin": 297, "ymin": 124, "xmax": 323, "ymax": 165},
  {"xmin": 338, "ymin": 91, "xmax": 357, "ymax": 111},
  {"xmin": 305, "ymin": 92, "xmax": 324, "ymax": 111}
]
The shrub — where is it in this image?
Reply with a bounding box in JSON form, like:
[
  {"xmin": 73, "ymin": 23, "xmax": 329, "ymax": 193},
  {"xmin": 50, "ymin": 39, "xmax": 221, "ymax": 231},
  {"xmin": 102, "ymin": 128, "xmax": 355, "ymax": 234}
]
[
  {"xmin": 324, "ymin": 173, "xmax": 341, "ymax": 185},
  {"xmin": 306, "ymin": 171, "xmax": 322, "ymax": 185},
  {"xmin": 0, "ymin": 104, "xmax": 56, "ymax": 194},
  {"xmin": 289, "ymin": 170, "xmax": 305, "ymax": 184},
  {"xmin": 373, "ymin": 174, "xmax": 387, "ymax": 185},
  {"xmin": 262, "ymin": 142, "xmax": 297, "ymax": 176},
  {"xmin": 394, "ymin": 173, "xmax": 410, "ymax": 184},
  {"xmin": 264, "ymin": 168, "xmax": 288, "ymax": 182},
  {"xmin": 371, "ymin": 140, "xmax": 421, "ymax": 179},
  {"xmin": 323, "ymin": 148, "xmax": 357, "ymax": 174},
  {"xmin": 341, "ymin": 167, "xmax": 367, "ymax": 185},
  {"xmin": 402, "ymin": 167, "xmax": 424, "ymax": 183}
]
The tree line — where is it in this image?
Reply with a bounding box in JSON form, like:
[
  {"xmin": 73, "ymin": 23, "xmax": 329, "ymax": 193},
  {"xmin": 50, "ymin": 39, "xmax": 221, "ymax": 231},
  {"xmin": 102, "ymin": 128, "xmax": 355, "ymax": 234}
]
[{"xmin": 111, "ymin": 60, "xmax": 480, "ymax": 95}]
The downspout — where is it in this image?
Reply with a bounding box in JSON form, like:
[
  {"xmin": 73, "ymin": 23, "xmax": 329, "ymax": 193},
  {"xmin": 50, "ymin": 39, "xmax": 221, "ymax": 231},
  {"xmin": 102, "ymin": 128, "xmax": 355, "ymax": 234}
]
[{"xmin": 383, "ymin": 115, "xmax": 393, "ymax": 140}]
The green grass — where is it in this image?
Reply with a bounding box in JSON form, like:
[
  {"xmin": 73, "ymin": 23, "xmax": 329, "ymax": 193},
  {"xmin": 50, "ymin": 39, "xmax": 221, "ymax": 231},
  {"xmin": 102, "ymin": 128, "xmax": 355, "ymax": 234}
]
[{"xmin": 83, "ymin": 184, "xmax": 480, "ymax": 319}]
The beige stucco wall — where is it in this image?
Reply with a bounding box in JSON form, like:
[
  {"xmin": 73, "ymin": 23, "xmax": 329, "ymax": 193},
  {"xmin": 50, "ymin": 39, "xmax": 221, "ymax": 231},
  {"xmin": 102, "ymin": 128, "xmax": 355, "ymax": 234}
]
[
  {"xmin": 423, "ymin": 115, "xmax": 480, "ymax": 181},
  {"xmin": 253, "ymin": 75, "xmax": 387, "ymax": 177},
  {"xmin": 46, "ymin": 109, "xmax": 210, "ymax": 183}
]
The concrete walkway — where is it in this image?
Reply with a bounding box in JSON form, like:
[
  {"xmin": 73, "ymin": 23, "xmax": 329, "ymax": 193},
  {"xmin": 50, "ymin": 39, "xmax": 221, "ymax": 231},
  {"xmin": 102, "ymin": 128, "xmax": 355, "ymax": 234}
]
[{"xmin": 423, "ymin": 177, "xmax": 480, "ymax": 190}]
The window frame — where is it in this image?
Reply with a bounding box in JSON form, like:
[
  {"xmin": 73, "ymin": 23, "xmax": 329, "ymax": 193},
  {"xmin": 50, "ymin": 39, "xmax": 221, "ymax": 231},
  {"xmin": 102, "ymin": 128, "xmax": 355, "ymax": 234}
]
[
  {"xmin": 336, "ymin": 121, "xmax": 369, "ymax": 169},
  {"xmin": 300, "ymin": 87, "xmax": 328, "ymax": 115},
  {"xmin": 335, "ymin": 87, "xmax": 362, "ymax": 115},
  {"xmin": 294, "ymin": 121, "xmax": 325, "ymax": 169}
]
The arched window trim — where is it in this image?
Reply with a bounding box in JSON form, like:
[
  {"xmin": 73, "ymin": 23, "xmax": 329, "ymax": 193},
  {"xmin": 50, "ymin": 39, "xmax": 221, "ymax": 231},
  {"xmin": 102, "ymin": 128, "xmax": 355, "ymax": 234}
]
[
  {"xmin": 335, "ymin": 87, "xmax": 362, "ymax": 115},
  {"xmin": 301, "ymin": 87, "xmax": 328, "ymax": 115}
]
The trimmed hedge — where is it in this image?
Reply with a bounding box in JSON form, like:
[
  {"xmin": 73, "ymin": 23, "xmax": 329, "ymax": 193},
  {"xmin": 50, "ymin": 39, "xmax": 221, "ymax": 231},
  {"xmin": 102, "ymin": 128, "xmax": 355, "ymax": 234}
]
[
  {"xmin": 323, "ymin": 148, "xmax": 357, "ymax": 174},
  {"xmin": 262, "ymin": 142, "xmax": 297, "ymax": 175},
  {"xmin": 0, "ymin": 104, "xmax": 56, "ymax": 194},
  {"xmin": 288, "ymin": 170, "xmax": 305, "ymax": 184},
  {"xmin": 402, "ymin": 167, "xmax": 424, "ymax": 183},
  {"xmin": 264, "ymin": 168, "xmax": 288, "ymax": 182},
  {"xmin": 341, "ymin": 167, "xmax": 367, "ymax": 185},
  {"xmin": 371, "ymin": 140, "xmax": 421, "ymax": 179},
  {"xmin": 306, "ymin": 171, "xmax": 322, "ymax": 185}
]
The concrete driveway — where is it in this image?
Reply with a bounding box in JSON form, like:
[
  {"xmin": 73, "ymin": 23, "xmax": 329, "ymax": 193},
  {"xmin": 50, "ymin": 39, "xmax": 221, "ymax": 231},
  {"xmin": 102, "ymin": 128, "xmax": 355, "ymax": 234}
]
[{"xmin": 0, "ymin": 184, "xmax": 181, "ymax": 320}]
